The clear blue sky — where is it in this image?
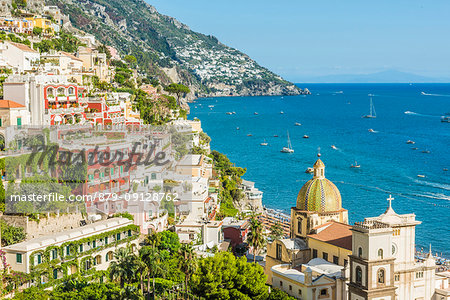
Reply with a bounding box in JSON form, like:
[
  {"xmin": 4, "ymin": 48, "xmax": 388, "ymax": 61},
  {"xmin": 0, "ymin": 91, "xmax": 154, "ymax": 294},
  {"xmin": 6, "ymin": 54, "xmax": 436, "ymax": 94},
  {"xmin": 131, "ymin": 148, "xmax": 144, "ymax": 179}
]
[{"xmin": 147, "ymin": 0, "xmax": 450, "ymax": 82}]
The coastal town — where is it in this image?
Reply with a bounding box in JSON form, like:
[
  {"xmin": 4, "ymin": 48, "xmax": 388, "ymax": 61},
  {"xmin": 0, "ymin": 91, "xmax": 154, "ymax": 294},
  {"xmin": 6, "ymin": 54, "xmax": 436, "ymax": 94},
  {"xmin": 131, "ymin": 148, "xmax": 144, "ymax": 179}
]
[{"xmin": 0, "ymin": 1, "xmax": 448, "ymax": 300}]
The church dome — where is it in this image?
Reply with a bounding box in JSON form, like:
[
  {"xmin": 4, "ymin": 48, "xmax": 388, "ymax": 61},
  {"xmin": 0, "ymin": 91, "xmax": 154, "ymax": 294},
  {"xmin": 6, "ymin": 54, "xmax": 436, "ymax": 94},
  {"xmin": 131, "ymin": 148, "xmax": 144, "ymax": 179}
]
[{"xmin": 296, "ymin": 158, "xmax": 342, "ymax": 212}]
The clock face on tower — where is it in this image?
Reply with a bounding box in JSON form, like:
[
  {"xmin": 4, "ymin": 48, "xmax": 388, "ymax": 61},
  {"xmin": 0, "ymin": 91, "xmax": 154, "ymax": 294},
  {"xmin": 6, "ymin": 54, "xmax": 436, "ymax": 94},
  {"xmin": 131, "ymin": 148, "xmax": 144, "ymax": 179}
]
[{"xmin": 392, "ymin": 243, "xmax": 397, "ymax": 256}]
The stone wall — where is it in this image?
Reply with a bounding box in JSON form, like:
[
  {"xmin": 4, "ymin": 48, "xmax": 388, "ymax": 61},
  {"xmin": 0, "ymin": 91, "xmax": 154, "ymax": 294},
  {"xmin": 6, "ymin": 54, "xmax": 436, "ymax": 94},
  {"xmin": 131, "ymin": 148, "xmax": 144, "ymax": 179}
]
[
  {"xmin": 0, "ymin": 212, "xmax": 85, "ymax": 239},
  {"xmin": 0, "ymin": 0, "xmax": 12, "ymax": 17}
]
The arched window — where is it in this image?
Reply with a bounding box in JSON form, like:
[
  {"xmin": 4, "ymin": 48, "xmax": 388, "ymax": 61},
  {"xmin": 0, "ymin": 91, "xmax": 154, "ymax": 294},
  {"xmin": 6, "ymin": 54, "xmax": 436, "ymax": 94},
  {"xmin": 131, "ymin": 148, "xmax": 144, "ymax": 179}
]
[
  {"xmin": 378, "ymin": 248, "xmax": 384, "ymax": 259},
  {"xmin": 378, "ymin": 268, "xmax": 385, "ymax": 285},
  {"xmin": 358, "ymin": 247, "xmax": 363, "ymax": 257},
  {"xmin": 356, "ymin": 266, "xmax": 362, "ymax": 285},
  {"xmin": 47, "ymin": 87, "xmax": 54, "ymax": 96},
  {"xmin": 57, "ymin": 87, "xmax": 65, "ymax": 96},
  {"xmin": 68, "ymin": 87, "xmax": 75, "ymax": 95}
]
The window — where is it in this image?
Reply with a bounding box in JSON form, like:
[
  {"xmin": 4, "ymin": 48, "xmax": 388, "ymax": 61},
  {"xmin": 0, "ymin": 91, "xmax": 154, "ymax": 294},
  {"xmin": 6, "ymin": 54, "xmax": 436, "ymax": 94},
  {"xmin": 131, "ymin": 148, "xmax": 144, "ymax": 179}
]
[
  {"xmin": 0, "ymin": 118, "xmax": 2, "ymax": 127},
  {"xmin": 79, "ymin": 244, "xmax": 83, "ymax": 253},
  {"xmin": 116, "ymin": 233, "xmax": 121, "ymax": 241},
  {"xmin": 358, "ymin": 247, "xmax": 363, "ymax": 257},
  {"xmin": 151, "ymin": 173, "xmax": 157, "ymax": 180},
  {"xmin": 344, "ymin": 259, "xmax": 348, "ymax": 266},
  {"xmin": 333, "ymin": 255, "xmax": 339, "ymax": 265},
  {"xmin": 66, "ymin": 246, "xmax": 70, "ymax": 256},
  {"xmin": 37, "ymin": 254, "xmax": 42, "ymax": 265},
  {"xmin": 378, "ymin": 269, "xmax": 385, "ymax": 286},
  {"xmin": 356, "ymin": 266, "xmax": 362, "ymax": 285},
  {"xmin": 16, "ymin": 253, "xmax": 23, "ymax": 263},
  {"xmin": 276, "ymin": 244, "xmax": 282, "ymax": 260},
  {"xmin": 289, "ymin": 285, "xmax": 292, "ymax": 291},
  {"xmin": 68, "ymin": 87, "xmax": 75, "ymax": 95},
  {"xmin": 53, "ymin": 269, "xmax": 58, "ymax": 279},
  {"xmin": 17, "ymin": 117, "xmax": 22, "ymax": 127},
  {"xmin": 51, "ymin": 249, "xmax": 58, "ymax": 260},
  {"xmin": 320, "ymin": 289, "xmax": 328, "ymax": 296},
  {"xmin": 378, "ymin": 248, "xmax": 384, "ymax": 259},
  {"xmin": 279, "ymin": 281, "xmax": 283, "ymax": 287},
  {"xmin": 395, "ymin": 274, "xmax": 400, "ymax": 281},
  {"xmin": 298, "ymin": 289, "xmax": 302, "ymax": 295},
  {"xmin": 105, "ymin": 237, "xmax": 108, "ymax": 245},
  {"xmin": 128, "ymin": 230, "xmax": 132, "ymax": 237},
  {"xmin": 313, "ymin": 249, "xmax": 318, "ymax": 258},
  {"xmin": 322, "ymin": 252, "xmax": 328, "ymax": 261},
  {"xmin": 92, "ymin": 240, "xmax": 96, "ymax": 248},
  {"xmin": 416, "ymin": 271, "xmax": 424, "ymax": 279},
  {"xmin": 297, "ymin": 218, "xmax": 302, "ymax": 234}
]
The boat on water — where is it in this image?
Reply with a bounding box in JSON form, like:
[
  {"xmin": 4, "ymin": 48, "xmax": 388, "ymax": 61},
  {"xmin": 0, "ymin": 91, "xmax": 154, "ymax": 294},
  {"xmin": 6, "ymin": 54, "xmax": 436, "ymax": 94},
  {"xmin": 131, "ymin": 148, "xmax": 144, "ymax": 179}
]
[
  {"xmin": 350, "ymin": 161, "xmax": 361, "ymax": 168},
  {"xmin": 260, "ymin": 139, "xmax": 268, "ymax": 146},
  {"xmin": 226, "ymin": 112, "xmax": 233, "ymax": 115},
  {"xmin": 406, "ymin": 140, "xmax": 415, "ymax": 144},
  {"xmin": 295, "ymin": 122, "xmax": 302, "ymax": 126},
  {"xmin": 305, "ymin": 167, "xmax": 314, "ymax": 174},
  {"xmin": 411, "ymin": 147, "xmax": 418, "ymax": 150},
  {"xmin": 208, "ymin": 105, "xmax": 214, "ymax": 108},
  {"xmin": 281, "ymin": 131, "xmax": 294, "ymax": 153},
  {"xmin": 280, "ymin": 111, "xmax": 284, "ymax": 114},
  {"xmin": 331, "ymin": 145, "xmax": 337, "ymax": 150},
  {"xmin": 303, "ymin": 135, "xmax": 309, "ymax": 139},
  {"xmin": 254, "ymin": 112, "xmax": 259, "ymax": 115},
  {"xmin": 232, "ymin": 111, "xmax": 236, "ymax": 114},
  {"xmin": 417, "ymin": 174, "xmax": 425, "ymax": 178},
  {"xmin": 421, "ymin": 92, "xmax": 427, "ymax": 95},
  {"xmin": 443, "ymin": 168, "xmax": 448, "ymax": 171},
  {"xmin": 368, "ymin": 128, "xmax": 375, "ymax": 133},
  {"xmin": 362, "ymin": 97, "xmax": 377, "ymax": 118},
  {"xmin": 236, "ymin": 127, "xmax": 240, "ymax": 130},
  {"xmin": 273, "ymin": 135, "xmax": 279, "ymax": 137},
  {"xmin": 441, "ymin": 113, "xmax": 450, "ymax": 122},
  {"xmin": 247, "ymin": 134, "xmax": 253, "ymax": 137},
  {"xmin": 422, "ymin": 150, "xmax": 430, "ymax": 154}
]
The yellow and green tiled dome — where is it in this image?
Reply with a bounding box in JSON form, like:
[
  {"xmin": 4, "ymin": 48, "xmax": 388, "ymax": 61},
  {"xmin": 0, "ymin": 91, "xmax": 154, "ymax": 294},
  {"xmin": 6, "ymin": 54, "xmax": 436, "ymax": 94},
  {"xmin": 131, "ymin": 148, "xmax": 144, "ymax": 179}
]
[{"xmin": 296, "ymin": 158, "xmax": 342, "ymax": 212}]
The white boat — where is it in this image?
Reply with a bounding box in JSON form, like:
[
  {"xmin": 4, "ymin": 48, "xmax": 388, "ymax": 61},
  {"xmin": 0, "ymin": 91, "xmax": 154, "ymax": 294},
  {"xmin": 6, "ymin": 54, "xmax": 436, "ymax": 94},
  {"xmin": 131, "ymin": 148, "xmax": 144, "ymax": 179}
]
[
  {"xmin": 305, "ymin": 167, "xmax": 314, "ymax": 173},
  {"xmin": 254, "ymin": 112, "xmax": 259, "ymax": 115},
  {"xmin": 208, "ymin": 105, "xmax": 214, "ymax": 108},
  {"xmin": 421, "ymin": 150, "xmax": 430, "ymax": 154},
  {"xmin": 368, "ymin": 129, "xmax": 375, "ymax": 133},
  {"xmin": 350, "ymin": 161, "xmax": 361, "ymax": 168},
  {"xmin": 232, "ymin": 111, "xmax": 236, "ymax": 114},
  {"xmin": 226, "ymin": 112, "xmax": 233, "ymax": 115},
  {"xmin": 295, "ymin": 122, "xmax": 302, "ymax": 126},
  {"xmin": 406, "ymin": 140, "xmax": 415, "ymax": 144},
  {"xmin": 281, "ymin": 131, "xmax": 294, "ymax": 153},
  {"xmin": 260, "ymin": 139, "xmax": 268, "ymax": 146},
  {"xmin": 441, "ymin": 114, "xmax": 450, "ymax": 122},
  {"xmin": 236, "ymin": 127, "xmax": 240, "ymax": 130},
  {"xmin": 331, "ymin": 145, "xmax": 337, "ymax": 150},
  {"xmin": 280, "ymin": 111, "xmax": 284, "ymax": 114},
  {"xmin": 417, "ymin": 174, "xmax": 425, "ymax": 178},
  {"xmin": 303, "ymin": 135, "xmax": 309, "ymax": 139},
  {"xmin": 362, "ymin": 97, "xmax": 377, "ymax": 118}
]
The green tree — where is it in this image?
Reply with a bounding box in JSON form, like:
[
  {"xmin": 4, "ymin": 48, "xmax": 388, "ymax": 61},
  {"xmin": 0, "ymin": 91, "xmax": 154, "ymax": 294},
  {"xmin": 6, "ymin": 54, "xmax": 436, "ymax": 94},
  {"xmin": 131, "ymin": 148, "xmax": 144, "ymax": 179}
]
[
  {"xmin": 164, "ymin": 83, "xmax": 190, "ymax": 106},
  {"xmin": 191, "ymin": 252, "xmax": 268, "ymax": 300},
  {"xmin": 267, "ymin": 288, "xmax": 297, "ymax": 300},
  {"xmin": 1, "ymin": 220, "xmax": 26, "ymax": 246},
  {"xmin": 247, "ymin": 215, "xmax": 266, "ymax": 263},
  {"xmin": 269, "ymin": 222, "xmax": 284, "ymax": 240},
  {"xmin": 139, "ymin": 246, "xmax": 168, "ymax": 298},
  {"xmin": 32, "ymin": 27, "xmax": 43, "ymax": 37},
  {"xmin": 124, "ymin": 55, "xmax": 137, "ymax": 65},
  {"xmin": 108, "ymin": 247, "xmax": 137, "ymax": 288},
  {"xmin": 178, "ymin": 243, "xmax": 197, "ymax": 297}
]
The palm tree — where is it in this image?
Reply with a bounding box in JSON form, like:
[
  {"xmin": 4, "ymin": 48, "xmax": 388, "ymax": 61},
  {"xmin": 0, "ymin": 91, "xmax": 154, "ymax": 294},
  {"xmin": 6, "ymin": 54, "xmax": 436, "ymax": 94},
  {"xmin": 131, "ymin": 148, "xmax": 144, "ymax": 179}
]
[
  {"xmin": 109, "ymin": 247, "xmax": 137, "ymax": 288},
  {"xmin": 247, "ymin": 215, "xmax": 266, "ymax": 263},
  {"xmin": 178, "ymin": 243, "xmax": 197, "ymax": 297},
  {"xmin": 139, "ymin": 246, "xmax": 168, "ymax": 299}
]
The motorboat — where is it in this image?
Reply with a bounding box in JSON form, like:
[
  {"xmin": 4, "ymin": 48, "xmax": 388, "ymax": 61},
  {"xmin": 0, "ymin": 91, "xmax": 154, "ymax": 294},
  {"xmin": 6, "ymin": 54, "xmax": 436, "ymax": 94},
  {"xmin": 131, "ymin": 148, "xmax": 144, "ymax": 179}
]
[
  {"xmin": 247, "ymin": 134, "xmax": 253, "ymax": 137},
  {"xmin": 280, "ymin": 111, "xmax": 284, "ymax": 114},
  {"xmin": 226, "ymin": 112, "xmax": 233, "ymax": 115},
  {"xmin": 406, "ymin": 140, "xmax": 415, "ymax": 144},
  {"xmin": 273, "ymin": 135, "xmax": 279, "ymax": 137},
  {"xmin": 305, "ymin": 167, "xmax": 314, "ymax": 174},
  {"xmin": 331, "ymin": 145, "xmax": 337, "ymax": 150},
  {"xmin": 236, "ymin": 127, "xmax": 240, "ymax": 130},
  {"xmin": 303, "ymin": 135, "xmax": 309, "ymax": 139},
  {"xmin": 295, "ymin": 122, "xmax": 302, "ymax": 126},
  {"xmin": 260, "ymin": 139, "xmax": 268, "ymax": 146},
  {"xmin": 254, "ymin": 112, "xmax": 259, "ymax": 115},
  {"xmin": 417, "ymin": 174, "xmax": 425, "ymax": 178},
  {"xmin": 411, "ymin": 147, "xmax": 418, "ymax": 150},
  {"xmin": 421, "ymin": 150, "xmax": 430, "ymax": 154},
  {"xmin": 350, "ymin": 161, "xmax": 361, "ymax": 168},
  {"xmin": 368, "ymin": 129, "xmax": 375, "ymax": 133}
]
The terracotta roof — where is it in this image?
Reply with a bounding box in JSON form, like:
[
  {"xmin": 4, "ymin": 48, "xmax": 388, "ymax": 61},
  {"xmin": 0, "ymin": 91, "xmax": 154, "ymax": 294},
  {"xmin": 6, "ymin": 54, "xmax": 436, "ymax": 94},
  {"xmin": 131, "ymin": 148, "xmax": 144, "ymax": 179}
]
[
  {"xmin": 60, "ymin": 51, "xmax": 83, "ymax": 62},
  {"xmin": 307, "ymin": 221, "xmax": 352, "ymax": 250},
  {"xmin": 8, "ymin": 41, "xmax": 38, "ymax": 53},
  {"xmin": 0, "ymin": 100, "xmax": 25, "ymax": 108}
]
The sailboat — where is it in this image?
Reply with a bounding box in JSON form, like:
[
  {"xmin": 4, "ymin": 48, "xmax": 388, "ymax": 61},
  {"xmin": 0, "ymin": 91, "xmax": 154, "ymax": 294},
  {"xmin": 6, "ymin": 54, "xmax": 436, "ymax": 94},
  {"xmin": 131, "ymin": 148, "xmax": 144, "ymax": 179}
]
[
  {"xmin": 281, "ymin": 131, "xmax": 294, "ymax": 153},
  {"xmin": 350, "ymin": 161, "xmax": 361, "ymax": 168},
  {"xmin": 260, "ymin": 139, "xmax": 268, "ymax": 146},
  {"xmin": 362, "ymin": 97, "xmax": 376, "ymax": 118}
]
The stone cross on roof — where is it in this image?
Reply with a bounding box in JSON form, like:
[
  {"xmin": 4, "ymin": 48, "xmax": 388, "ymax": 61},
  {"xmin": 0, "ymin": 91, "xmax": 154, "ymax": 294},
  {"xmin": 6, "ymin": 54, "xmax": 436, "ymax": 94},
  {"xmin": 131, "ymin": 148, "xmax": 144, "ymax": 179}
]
[{"xmin": 387, "ymin": 194, "xmax": 394, "ymax": 208}]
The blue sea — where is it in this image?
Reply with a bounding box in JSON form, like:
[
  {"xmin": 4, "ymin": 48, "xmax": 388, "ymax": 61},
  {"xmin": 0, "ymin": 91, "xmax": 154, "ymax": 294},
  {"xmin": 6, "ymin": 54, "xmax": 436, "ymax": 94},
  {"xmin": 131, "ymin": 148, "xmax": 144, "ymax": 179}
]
[{"xmin": 188, "ymin": 84, "xmax": 450, "ymax": 257}]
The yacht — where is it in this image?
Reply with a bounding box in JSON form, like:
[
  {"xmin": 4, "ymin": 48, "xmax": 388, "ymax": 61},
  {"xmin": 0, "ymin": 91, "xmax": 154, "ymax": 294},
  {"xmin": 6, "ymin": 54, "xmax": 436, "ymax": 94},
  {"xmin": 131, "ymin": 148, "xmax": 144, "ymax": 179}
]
[
  {"xmin": 226, "ymin": 112, "xmax": 233, "ymax": 115},
  {"xmin": 350, "ymin": 161, "xmax": 361, "ymax": 168},
  {"xmin": 305, "ymin": 167, "xmax": 314, "ymax": 174},
  {"xmin": 254, "ymin": 112, "xmax": 259, "ymax": 115},
  {"xmin": 441, "ymin": 114, "xmax": 450, "ymax": 122},
  {"xmin": 295, "ymin": 122, "xmax": 302, "ymax": 126},
  {"xmin": 406, "ymin": 140, "xmax": 415, "ymax": 144},
  {"xmin": 260, "ymin": 139, "xmax": 268, "ymax": 146},
  {"xmin": 236, "ymin": 127, "xmax": 240, "ymax": 130},
  {"xmin": 281, "ymin": 131, "xmax": 294, "ymax": 153},
  {"xmin": 368, "ymin": 129, "xmax": 375, "ymax": 133},
  {"xmin": 362, "ymin": 97, "xmax": 377, "ymax": 118},
  {"xmin": 303, "ymin": 135, "xmax": 309, "ymax": 139},
  {"xmin": 331, "ymin": 145, "xmax": 337, "ymax": 150},
  {"xmin": 208, "ymin": 105, "xmax": 214, "ymax": 108},
  {"xmin": 280, "ymin": 111, "xmax": 284, "ymax": 114},
  {"xmin": 247, "ymin": 134, "xmax": 253, "ymax": 137},
  {"xmin": 417, "ymin": 174, "xmax": 425, "ymax": 178}
]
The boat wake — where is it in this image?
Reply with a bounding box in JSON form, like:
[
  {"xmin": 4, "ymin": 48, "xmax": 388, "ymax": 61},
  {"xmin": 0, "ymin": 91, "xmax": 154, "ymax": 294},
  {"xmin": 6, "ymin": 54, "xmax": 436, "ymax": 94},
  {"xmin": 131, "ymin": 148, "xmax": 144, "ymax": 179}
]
[
  {"xmin": 421, "ymin": 92, "xmax": 450, "ymax": 97},
  {"xmin": 404, "ymin": 111, "xmax": 440, "ymax": 118},
  {"xmin": 408, "ymin": 177, "xmax": 450, "ymax": 191}
]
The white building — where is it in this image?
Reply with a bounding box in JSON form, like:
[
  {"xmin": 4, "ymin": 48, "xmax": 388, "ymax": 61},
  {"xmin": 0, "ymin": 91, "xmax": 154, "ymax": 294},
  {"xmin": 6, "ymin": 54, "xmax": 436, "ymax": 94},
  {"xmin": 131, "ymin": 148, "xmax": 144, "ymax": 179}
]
[
  {"xmin": 348, "ymin": 196, "xmax": 437, "ymax": 300},
  {"xmin": 2, "ymin": 217, "xmax": 139, "ymax": 284},
  {"xmin": 0, "ymin": 41, "xmax": 40, "ymax": 73}
]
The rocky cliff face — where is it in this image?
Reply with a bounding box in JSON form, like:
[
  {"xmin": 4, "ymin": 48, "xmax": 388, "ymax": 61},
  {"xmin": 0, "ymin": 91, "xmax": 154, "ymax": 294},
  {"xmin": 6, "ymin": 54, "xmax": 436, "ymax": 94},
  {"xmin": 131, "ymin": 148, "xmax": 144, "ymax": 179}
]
[{"xmin": 48, "ymin": 0, "xmax": 307, "ymax": 97}]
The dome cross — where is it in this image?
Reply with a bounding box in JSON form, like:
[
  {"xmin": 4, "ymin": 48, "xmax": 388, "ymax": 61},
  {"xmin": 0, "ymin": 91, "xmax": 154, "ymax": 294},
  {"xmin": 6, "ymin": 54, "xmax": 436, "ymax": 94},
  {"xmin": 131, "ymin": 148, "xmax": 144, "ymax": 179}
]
[{"xmin": 387, "ymin": 195, "xmax": 394, "ymax": 208}]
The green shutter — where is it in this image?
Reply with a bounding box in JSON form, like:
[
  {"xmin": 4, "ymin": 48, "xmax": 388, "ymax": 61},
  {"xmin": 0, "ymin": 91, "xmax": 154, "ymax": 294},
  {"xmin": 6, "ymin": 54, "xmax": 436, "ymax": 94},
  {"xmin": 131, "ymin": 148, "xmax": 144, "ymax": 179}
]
[
  {"xmin": 17, "ymin": 117, "xmax": 22, "ymax": 127},
  {"xmin": 16, "ymin": 253, "xmax": 22, "ymax": 263},
  {"xmin": 105, "ymin": 237, "xmax": 108, "ymax": 245}
]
